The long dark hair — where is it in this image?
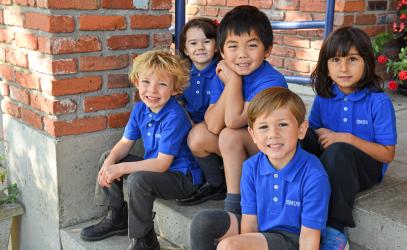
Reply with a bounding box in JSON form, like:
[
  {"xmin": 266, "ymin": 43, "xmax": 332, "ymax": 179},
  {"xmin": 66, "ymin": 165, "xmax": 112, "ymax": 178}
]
[
  {"xmin": 311, "ymin": 26, "xmax": 383, "ymax": 97},
  {"xmin": 179, "ymin": 17, "xmax": 219, "ymax": 60}
]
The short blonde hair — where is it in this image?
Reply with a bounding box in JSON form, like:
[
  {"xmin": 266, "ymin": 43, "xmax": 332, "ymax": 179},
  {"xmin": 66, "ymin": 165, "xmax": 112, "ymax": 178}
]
[
  {"xmin": 248, "ymin": 87, "xmax": 306, "ymax": 128},
  {"xmin": 129, "ymin": 50, "xmax": 190, "ymax": 94}
]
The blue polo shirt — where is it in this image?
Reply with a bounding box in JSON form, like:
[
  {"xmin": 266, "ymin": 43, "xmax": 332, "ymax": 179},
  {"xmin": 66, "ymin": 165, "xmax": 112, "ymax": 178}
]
[
  {"xmin": 123, "ymin": 97, "xmax": 202, "ymax": 185},
  {"xmin": 209, "ymin": 61, "xmax": 287, "ymax": 104},
  {"xmin": 182, "ymin": 59, "xmax": 217, "ymax": 123},
  {"xmin": 309, "ymin": 84, "xmax": 397, "ymax": 176},
  {"xmin": 241, "ymin": 145, "xmax": 330, "ymax": 234}
]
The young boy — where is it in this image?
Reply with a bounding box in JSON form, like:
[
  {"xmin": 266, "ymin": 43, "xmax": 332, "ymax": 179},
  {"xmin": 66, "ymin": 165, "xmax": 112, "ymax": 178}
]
[
  {"xmin": 80, "ymin": 50, "xmax": 202, "ymax": 250},
  {"xmin": 177, "ymin": 5, "xmax": 288, "ymax": 209},
  {"xmin": 190, "ymin": 87, "xmax": 331, "ymax": 250}
]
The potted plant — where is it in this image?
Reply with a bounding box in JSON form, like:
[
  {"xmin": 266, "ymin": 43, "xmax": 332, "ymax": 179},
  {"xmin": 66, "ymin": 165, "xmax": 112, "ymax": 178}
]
[
  {"xmin": 0, "ymin": 156, "xmax": 23, "ymax": 249},
  {"xmin": 373, "ymin": 0, "xmax": 407, "ymax": 95}
]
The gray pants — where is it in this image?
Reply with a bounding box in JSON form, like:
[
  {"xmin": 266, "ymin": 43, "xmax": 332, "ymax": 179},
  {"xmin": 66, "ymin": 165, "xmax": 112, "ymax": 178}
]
[{"xmin": 94, "ymin": 152, "xmax": 197, "ymax": 238}]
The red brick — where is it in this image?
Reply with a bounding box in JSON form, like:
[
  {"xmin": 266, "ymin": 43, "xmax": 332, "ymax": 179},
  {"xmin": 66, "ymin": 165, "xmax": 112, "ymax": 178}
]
[
  {"xmin": 107, "ymin": 35, "xmax": 149, "ymax": 50},
  {"xmin": 363, "ymin": 25, "xmax": 386, "ymax": 36},
  {"xmin": 284, "ymin": 36, "xmax": 310, "ymax": 48},
  {"xmin": 9, "ymin": 85, "xmax": 30, "ymax": 104},
  {"xmin": 203, "ymin": 7, "xmax": 220, "ymax": 16},
  {"xmin": 0, "ymin": 10, "xmax": 3, "ymax": 24},
  {"xmin": 52, "ymin": 58, "xmax": 78, "ymax": 75},
  {"xmin": 151, "ymin": 0, "xmax": 172, "ymax": 9},
  {"xmin": 334, "ymin": 14, "xmax": 354, "ymax": 26},
  {"xmin": 79, "ymin": 15, "xmax": 126, "ymax": 31},
  {"xmin": 153, "ymin": 33, "xmax": 172, "ymax": 48},
  {"xmin": 13, "ymin": 0, "xmax": 35, "ymax": 6},
  {"xmin": 227, "ymin": 0, "xmax": 247, "ymax": 7},
  {"xmin": 1, "ymin": 99, "xmax": 21, "ymax": 118},
  {"xmin": 107, "ymin": 74, "xmax": 131, "ymax": 88},
  {"xmin": 4, "ymin": 8, "xmax": 24, "ymax": 26},
  {"xmin": 285, "ymin": 12, "xmax": 312, "ymax": 22},
  {"xmin": 271, "ymin": 45, "xmax": 295, "ymax": 58},
  {"xmin": 24, "ymin": 13, "xmax": 75, "ymax": 33},
  {"xmin": 189, "ymin": 0, "xmax": 206, "ymax": 4},
  {"xmin": 30, "ymin": 92, "xmax": 77, "ymax": 115},
  {"xmin": 186, "ymin": 5, "xmax": 199, "ymax": 15},
  {"xmin": 108, "ymin": 112, "xmax": 130, "ymax": 128},
  {"xmin": 101, "ymin": 0, "xmax": 133, "ymax": 9},
  {"xmin": 295, "ymin": 48, "xmax": 319, "ymax": 61},
  {"xmin": 37, "ymin": 0, "xmax": 98, "ymax": 9},
  {"xmin": 15, "ymin": 33, "xmax": 38, "ymax": 50},
  {"xmin": 38, "ymin": 36, "xmax": 52, "ymax": 54},
  {"xmin": 131, "ymin": 14, "xmax": 172, "ymax": 29},
  {"xmin": 84, "ymin": 93, "xmax": 129, "ymax": 112},
  {"xmin": 207, "ymin": 0, "xmax": 226, "ymax": 5},
  {"xmin": 5, "ymin": 48, "xmax": 29, "ymax": 68},
  {"xmin": 44, "ymin": 116, "xmax": 107, "ymax": 137},
  {"xmin": 41, "ymin": 76, "xmax": 102, "ymax": 96},
  {"xmin": 1, "ymin": 82, "xmax": 9, "ymax": 96},
  {"xmin": 300, "ymin": 0, "xmax": 326, "ymax": 12},
  {"xmin": 335, "ymin": 0, "xmax": 365, "ymax": 12},
  {"xmin": 355, "ymin": 14, "xmax": 377, "ymax": 25},
  {"xmin": 249, "ymin": 0, "xmax": 273, "ymax": 8},
  {"xmin": 0, "ymin": 47, "xmax": 5, "ymax": 62},
  {"xmin": 275, "ymin": 0, "xmax": 299, "ymax": 10},
  {"xmin": 21, "ymin": 107, "xmax": 42, "ymax": 129},
  {"xmin": 80, "ymin": 55, "xmax": 129, "ymax": 72},
  {"xmin": 284, "ymin": 59, "xmax": 310, "ymax": 73},
  {"xmin": 0, "ymin": 0, "xmax": 11, "ymax": 5},
  {"xmin": 311, "ymin": 40, "xmax": 323, "ymax": 50},
  {"xmin": 0, "ymin": 63, "xmax": 15, "ymax": 81},
  {"xmin": 267, "ymin": 57, "xmax": 284, "ymax": 68},
  {"xmin": 0, "ymin": 28, "xmax": 14, "ymax": 43},
  {"xmin": 15, "ymin": 71, "xmax": 40, "ymax": 89},
  {"xmin": 47, "ymin": 36, "xmax": 101, "ymax": 54}
]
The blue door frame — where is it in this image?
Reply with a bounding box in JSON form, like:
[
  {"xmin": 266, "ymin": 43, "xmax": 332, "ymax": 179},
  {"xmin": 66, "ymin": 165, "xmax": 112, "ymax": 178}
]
[{"xmin": 174, "ymin": 0, "xmax": 336, "ymax": 85}]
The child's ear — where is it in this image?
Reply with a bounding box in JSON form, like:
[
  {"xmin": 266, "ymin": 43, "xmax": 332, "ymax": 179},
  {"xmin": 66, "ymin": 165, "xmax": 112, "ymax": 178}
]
[
  {"xmin": 298, "ymin": 120, "xmax": 309, "ymax": 140},
  {"xmin": 264, "ymin": 47, "xmax": 272, "ymax": 58},
  {"xmin": 248, "ymin": 127, "xmax": 257, "ymax": 144}
]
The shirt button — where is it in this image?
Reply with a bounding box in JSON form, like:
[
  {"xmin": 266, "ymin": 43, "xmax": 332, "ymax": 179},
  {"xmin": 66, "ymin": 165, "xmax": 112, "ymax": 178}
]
[
  {"xmin": 274, "ymin": 185, "xmax": 278, "ymax": 190},
  {"xmin": 344, "ymin": 107, "xmax": 348, "ymax": 111},
  {"xmin": 147, "ymin": 132, "xmax": 151, "ymax": 136},
  {"xmin": 273, "ymin": 174, "xmax": 278, "ymax": 179},
  {"xmin": 206, "ymin": 91, "xmax": 211, "ymax": 95},
  {"xmin": 197, "ymin": 73, "xmax": 200, "ymax": 77},
  {"xmin": 197, "ymin": 81, "xmax": 200, "ymax": 84},
  {"xmin": 148, "ymin": 123, "xmax": 152, "ymax": 127},
  {"xmin": 343, "ymin": 118, "xmax": 348, "ymax": 123},
  {"xmin": 273, "ymin": 197, "xmax": 278, "ymax": 202},
  {"xmin": 344, "ymin": 98, "xmax": 348, "ymax": 102},
  {"xmin": 148, "ymin": 114, "xmax": 152, "ymax": 117},
  {"xmin": 195, "ymin": 90, "xmax": 200, "ymax": 94}
]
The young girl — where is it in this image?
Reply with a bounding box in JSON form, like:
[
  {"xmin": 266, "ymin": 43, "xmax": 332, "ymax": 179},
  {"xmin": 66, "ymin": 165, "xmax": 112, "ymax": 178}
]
[
  {"xmin": 301, "ymin": 26, "xmax": 397, "ymax": 250},
  {"xmin": 179, "ymin": 17, "xmax": 219, "ymax": 124}
]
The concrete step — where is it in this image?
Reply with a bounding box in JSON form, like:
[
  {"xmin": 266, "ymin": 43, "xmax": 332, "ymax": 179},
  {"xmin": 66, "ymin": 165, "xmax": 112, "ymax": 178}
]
[{"xmin": 60, "ymin": 219, "xmax": 182, "ymax": 250}]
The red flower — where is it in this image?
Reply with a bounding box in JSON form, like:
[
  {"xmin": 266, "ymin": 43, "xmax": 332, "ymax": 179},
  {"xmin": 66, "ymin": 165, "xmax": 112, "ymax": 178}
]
[
  {"xmin": 377, "ymin": 55, "xmax": 388, "ymax": 64},
  {"xmin": 399, "ymin": 70, "xmax": 407, "ymax": 80},
  {"xmin": 213, "ymin": 19, "xmax": 220, "ymax": 27},
  {"xmin": 388, "ymin": 81, "xmax": 399, "ymax": 90}
]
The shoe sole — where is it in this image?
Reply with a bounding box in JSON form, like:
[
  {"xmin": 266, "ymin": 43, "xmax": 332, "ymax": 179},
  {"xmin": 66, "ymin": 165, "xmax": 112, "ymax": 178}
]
[
  {"xmin": 176, "ymin": 192, "xmax": 226, "ymax": 206},
  {"xmin": 80, "ymin": 228, "xmax": 128, "ymax": 242}
]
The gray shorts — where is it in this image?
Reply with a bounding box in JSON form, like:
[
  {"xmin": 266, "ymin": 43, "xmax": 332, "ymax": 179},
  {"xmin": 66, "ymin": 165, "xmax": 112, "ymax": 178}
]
[{"xmin": 262, "ymin": 230, "xmax": 299, "ymax": 250}]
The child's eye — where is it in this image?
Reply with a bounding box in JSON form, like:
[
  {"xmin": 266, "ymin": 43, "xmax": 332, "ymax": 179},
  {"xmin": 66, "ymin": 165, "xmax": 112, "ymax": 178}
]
[
  {"xmin": 204, "ymin": 39, "xmax": 212, "ymax": 44},
  {"xmin": 330, "ymin": 57, "xmax": 340, "ymax": 63},
  {"xmin": 278, "ymin": 122, "xmax": 288, "ymax": 127},
  {"xmin": 349, "ymin": 56, "xmax": 359, "ymax": 62},
  {"xmin": 248, "ymin": 43, "xmax": 258, "ymax": 48},
  {"xmin": 141, "ymin": 80, "xmax": 150, "ymax": 85},
  {"xmin": 227, "ymin": 45, "xmax": 237, "ymax": 49},
  {"xmin": 189, "ymin": 41, "xmax": 197, "ymax": 46},
  {"xmin": 258, "ymin": 125, "xmax": 268, "ymax": 130},
  {"xmin": 159, "ymin": 82, "xmax": 168, "ymax": 87}
]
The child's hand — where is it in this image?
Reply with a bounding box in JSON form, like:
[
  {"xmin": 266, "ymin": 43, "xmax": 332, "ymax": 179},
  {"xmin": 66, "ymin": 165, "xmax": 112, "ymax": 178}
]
[
  {"xmin": 98, "ymin": 164, "xmax": 122, "ymax": 187},
  {"xmin": 317, "ymin": 130, "xmax": 352, "ymax": 149},
  {"xmin": 216, "ymin": 60, "xmax": 241, "ymax": 85}
]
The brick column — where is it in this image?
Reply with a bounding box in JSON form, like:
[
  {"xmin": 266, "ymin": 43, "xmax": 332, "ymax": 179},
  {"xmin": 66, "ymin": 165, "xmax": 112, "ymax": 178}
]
[
  {"xmin": 184, "ymin": 0, "xmax": 397, "ymax": 77},
  {"xmin": 0, "ymin": 0, "xmax": 171, "ymax": 248}
]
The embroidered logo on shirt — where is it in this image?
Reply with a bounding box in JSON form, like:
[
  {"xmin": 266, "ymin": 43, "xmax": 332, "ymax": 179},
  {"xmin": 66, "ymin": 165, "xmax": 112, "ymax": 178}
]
[
  {"xmin": 356, "ymin": 119, "xmax": 368, "ymax": 125},
  {"xmin": 206, "ymin": 91, "xmax": 211, "ymax": 95},
  {"xmin": 285, "ymin": 199, "xmax": 301, "ymax": 207},
  {"xmin": 155, "ymin": 134, "xmax": 161, "ymax": 138}
]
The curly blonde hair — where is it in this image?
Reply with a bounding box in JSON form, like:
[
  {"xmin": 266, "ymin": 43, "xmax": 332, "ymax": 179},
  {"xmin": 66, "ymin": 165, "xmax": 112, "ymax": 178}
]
[{"xmin": 129, "ymin": 49, "xmax": 190, "ymax": 94}]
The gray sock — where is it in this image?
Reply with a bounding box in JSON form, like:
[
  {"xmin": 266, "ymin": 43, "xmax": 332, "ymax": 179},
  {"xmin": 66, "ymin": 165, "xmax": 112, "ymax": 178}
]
[
  {"xmin": 224, "ymin": 193, "xmax": 241, "ymax": 214},
  {"xmin": 190, "ymin": 210, "xmax": 230, "ymax": 250},
  {"xmin": 195, "ymin": 154, "xmax": 224, "ymax": 187}
]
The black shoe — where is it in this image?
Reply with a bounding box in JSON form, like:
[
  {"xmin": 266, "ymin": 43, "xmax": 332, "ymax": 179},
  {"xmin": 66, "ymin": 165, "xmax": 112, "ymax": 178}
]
[
  {"xmin": 127, "ymin": 229, "xmax": 160, "ymax": 250},
  {"xmin": 176, "ymin": 182, "xmax": 226, "ymax": 206},
  {"xmin": 80, "ymin": 203, "xmax": 128, "ymax": 241}
]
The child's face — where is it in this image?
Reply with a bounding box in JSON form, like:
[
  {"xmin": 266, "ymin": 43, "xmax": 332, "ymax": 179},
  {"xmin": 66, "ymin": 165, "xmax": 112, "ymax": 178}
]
[
  {"xmin": 184, "ymin": 27, "xmax": 217, "ymax": 70},
  {"xmin": 136, "ymin": 69, "xmax": 176, "ymax": 113},
  {"xmin": 248, "ymin": 107, "xmax": 308, "ymax": 170},
  {"xmin": 327, "ymin": 46, "xmax": 365, "ymax": 94},
  {"xmin": 221, "ymin": 30, "xmax": 270, "ymax": 76}
]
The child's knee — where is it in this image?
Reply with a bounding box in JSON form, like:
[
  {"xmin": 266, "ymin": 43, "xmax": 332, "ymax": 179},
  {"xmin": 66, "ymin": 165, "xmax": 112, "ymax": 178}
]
[
  {"xmin": 191, "ymin": 210, "xmax": 230, "ymax": 241},
  {"xmin": 127, "ymin": 171, "xmax": 151, "ymax": 192},
  {"xmin": 188, "ymin": 123, "xmax": 211, "ymax": 151},
  {"xmin": 217, "ymin": 237, "xmax": 236, "ymax": 250},
  {"xmin": 219, "ymin": 128, "xmax": 242, "ymax": 149}
]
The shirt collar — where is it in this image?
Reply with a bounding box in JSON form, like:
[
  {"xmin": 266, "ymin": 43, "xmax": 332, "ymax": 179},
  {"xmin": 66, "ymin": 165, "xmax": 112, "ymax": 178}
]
[
  {"xmin": 191, "ymin": 58, "xmax": 217, "ymax": 78},
  {"xmin": 143, "ymin": 96, "xmax": 177, "ymax": 121},
  {"xmin": 332, "ymin": 84, "xmax": 368, "ymax": 101},
  {"xmin": 259, "ymin": 144, "xmax": 305, "ymax": 182},
  {"xmin": 243, "ymin": 61, "xmax": 267, "ymax": 85}
]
